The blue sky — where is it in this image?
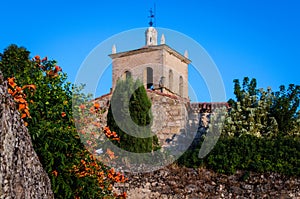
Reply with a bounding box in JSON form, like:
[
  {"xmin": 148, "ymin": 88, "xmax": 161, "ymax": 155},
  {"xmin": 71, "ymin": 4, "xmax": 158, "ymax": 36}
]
[{"xmin": 1, "ymin": 0, "xmax": 300, "ymax": 102}]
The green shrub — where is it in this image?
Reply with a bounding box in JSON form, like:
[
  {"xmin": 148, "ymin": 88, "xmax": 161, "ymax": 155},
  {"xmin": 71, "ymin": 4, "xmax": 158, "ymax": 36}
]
[{"xmin": 177, "ymin": 135, "xmax": 300, "ymax": 176}]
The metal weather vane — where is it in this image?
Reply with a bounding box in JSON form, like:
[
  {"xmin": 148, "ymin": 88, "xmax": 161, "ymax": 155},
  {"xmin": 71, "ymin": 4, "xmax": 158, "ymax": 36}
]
[{"xmin": 148, "ymin": 5, "xmax": 156, "ymax": 27}]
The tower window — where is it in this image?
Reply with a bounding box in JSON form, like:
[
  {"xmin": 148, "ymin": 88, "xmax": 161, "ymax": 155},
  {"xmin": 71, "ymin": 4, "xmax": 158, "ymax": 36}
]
[
  {"xmin": 125, "ymin": 71, "xmax": 131, "ymax": 79},
  {"xmin": 169, "ymin": 69, "xmax": 173, "ymax": 91},
  {"xmin": 121, "ymin": 71, "xmax": 131, "ymax": 80},
  {"xmin": 179, "ymin": 76, "xmax": 183, "ymax": 96},
  {"xmin": 146, "ymin": 67, "xmax": 153, "ymax": 89}
]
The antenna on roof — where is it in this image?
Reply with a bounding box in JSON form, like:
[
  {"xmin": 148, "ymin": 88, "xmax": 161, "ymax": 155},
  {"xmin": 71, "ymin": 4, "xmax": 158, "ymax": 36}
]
[{"xmin": 148, "ymin": 4, "xmax": 156, "ymax": 27}]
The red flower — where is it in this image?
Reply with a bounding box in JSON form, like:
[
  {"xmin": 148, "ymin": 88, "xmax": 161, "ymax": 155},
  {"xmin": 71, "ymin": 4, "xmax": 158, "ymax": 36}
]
[
  {"xmin": 42, "ymin": 56, "xmax": 47, "ymax": 62},
  {"xmin": 61, "ymin": 112, "xmax": 66, "ymax": 117},
  {"xmin": 55, "ymin": 65, "xmax": 62, "ymax": 72}
]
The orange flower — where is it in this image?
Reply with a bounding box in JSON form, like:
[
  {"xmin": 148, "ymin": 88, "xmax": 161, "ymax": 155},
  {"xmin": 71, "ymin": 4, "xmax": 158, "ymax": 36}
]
[
  {"xmin": 52, "ymin": 170, "xmax": 58, "ymax": 177},
  {"xmin": 109, "ymin": 169, "xmax": 115, "ymax": 175},
  {"xmin": 23, "ymin": 108, "xmax": 31, "ymax": 118},
  {"xmin": 89, "ymin": 106, "xmax": 95, "ymax": 113},
  {"xmin": 22, "ymin": 84, "xmax": 36, "ymax": 91},
  {"xmin": 61, "ymin": 112, "xmax": 66, "ymax": 117},
  {"xmin": 119, "ymin": 191, "xmax": 127, "ymax": 198},
  {"xmin": 19, "ymin": 103, "xmax": 26, "ymax": 110},
  {"xmin": 8, "ymin": 77, "xmax": 17, "ymax": 88},
  {"xmin": 8, "ymin": 88, "xmax": 13, "ymax": 94},
  {"xmin": 16, "ymin": 97, "xmax": 26, "ymax": 104},
  {"xmin": 15, "ymin": 86, "xmax": 22, "ymax": 92},
  {"xmin": 104, "ymin": 127, "xmax": 112, "ymax": 137},
  {"xmin": 80, "ymin": 159, "xmax": 86, "ymax": 165},
  {"xmin": 79, "ymin": 104, "xmax": 85, "ymax": 110},
  {"xmin": 7, "ymin": 79, "xmax": 33, "ymax": 120},
  {"xmin": 112, "ymin": 137, "xmax": 120, "ymax": 142},
  {"xmin": 94, "ymin": 102, "xmax": 100, "ymax": 109}
]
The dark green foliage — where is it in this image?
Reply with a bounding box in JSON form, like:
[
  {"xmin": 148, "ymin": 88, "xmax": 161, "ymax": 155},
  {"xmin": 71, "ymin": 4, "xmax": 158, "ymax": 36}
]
[
  {"xmin": 107, "ymin": 77, "xmax": 159, "ymax": 153},
  {"xmin": 0, "ymin": 44, "xmax": 32, "ymax": 81},
  {"xmin": 270, "ymin": 84, "xmax": 300, "ymax": 135},
  {"xmin": 233, "ymin": 77, "xmax": 258, "ymax": 102},
  {"xmin": 177, "ymin": 135, "xmax": 300, "ymax": 176}
]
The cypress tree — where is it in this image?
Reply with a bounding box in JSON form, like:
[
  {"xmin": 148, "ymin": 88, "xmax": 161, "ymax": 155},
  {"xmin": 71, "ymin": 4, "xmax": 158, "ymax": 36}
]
[{"xmin": 107, "ymin": 77, "xmax": 159, "ymax": 153}]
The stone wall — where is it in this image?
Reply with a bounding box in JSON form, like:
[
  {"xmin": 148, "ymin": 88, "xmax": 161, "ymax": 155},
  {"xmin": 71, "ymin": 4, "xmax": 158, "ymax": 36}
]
[
  {"xmin": 114, "ymin": 165, "xmax": 300, "ymax": 199},
  {"xmin": 147, "ymin": 90, "xmax": 189, "ymax": 146},
  {"xmin": 0, "ymin": 73, "xmax": 54, "ymax": 199},
  {"xmin": 188, "ymin": 102, "xmax": 230, "ymax": 143}
]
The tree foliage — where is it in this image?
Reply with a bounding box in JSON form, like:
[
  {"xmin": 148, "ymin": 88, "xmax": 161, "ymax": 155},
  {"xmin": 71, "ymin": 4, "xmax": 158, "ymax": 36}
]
[
  {"xmin": 270, "ymin": 84, "xmax": 300, "ymax": 135},
  {"xmin": 225, "ymin": 77, "xmax": 300, "ymax": 137},
  {"xmin": 107, "ymin": 77, "xmax": 159, "ymax": 153}
]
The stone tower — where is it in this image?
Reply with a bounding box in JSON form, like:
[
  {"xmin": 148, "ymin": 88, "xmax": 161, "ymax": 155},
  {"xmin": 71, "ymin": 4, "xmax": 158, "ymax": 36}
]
[{"xmin": 109, "ymin": 27, "xmax": 191, "ymax": 99}]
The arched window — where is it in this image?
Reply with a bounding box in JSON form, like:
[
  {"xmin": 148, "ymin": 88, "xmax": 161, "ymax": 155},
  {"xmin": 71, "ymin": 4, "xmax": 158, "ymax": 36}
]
[
  {"xmin": 179, "ymin": 76, "xmax": 183, "ymax": 96},
  {"xmin": 146, "ymin": 67, "xmax": 153, "ymax": 89},
  {"xmin": 169, "ymin": 69, "xmax": 173, "ymax": 91},
  {"xmin": 122, "ymin": 71, "xmax": 131, "ymax": 80}
]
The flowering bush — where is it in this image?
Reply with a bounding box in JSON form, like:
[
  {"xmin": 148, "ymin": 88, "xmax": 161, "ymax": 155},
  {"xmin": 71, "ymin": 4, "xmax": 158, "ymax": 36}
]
[
  {"xmin": 0, "ymin": 44, "xmax": 127, "ymax": 198},
  {"xmin": 177, "ymin": 77, "xmax": 300, "ymax": 176}
]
